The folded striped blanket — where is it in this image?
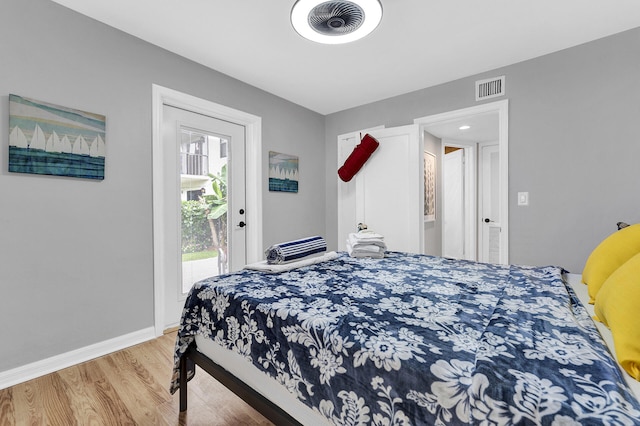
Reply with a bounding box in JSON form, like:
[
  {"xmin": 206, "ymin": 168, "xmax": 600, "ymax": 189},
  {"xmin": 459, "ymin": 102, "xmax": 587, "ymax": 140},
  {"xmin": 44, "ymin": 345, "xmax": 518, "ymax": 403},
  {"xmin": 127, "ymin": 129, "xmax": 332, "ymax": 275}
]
[{"xmin": 265, "ymin": 236, "xmax": 327, "ymax": 264}]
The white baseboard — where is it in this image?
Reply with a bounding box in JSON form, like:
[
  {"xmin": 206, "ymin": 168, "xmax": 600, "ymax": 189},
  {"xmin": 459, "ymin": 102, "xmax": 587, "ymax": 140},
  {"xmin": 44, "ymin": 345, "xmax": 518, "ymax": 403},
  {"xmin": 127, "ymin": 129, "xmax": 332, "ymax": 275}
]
[{"xmin": 0, "ymin": 327, "xmax": 156, "ymax": 390}]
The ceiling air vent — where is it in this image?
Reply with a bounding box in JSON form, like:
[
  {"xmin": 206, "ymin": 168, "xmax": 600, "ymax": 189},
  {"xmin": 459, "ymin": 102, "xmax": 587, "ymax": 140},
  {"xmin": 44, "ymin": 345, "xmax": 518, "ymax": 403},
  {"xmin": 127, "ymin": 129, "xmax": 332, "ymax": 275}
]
[{"xmin": 476, "ymin": 76, "xmax": 505, "ymax": 101}]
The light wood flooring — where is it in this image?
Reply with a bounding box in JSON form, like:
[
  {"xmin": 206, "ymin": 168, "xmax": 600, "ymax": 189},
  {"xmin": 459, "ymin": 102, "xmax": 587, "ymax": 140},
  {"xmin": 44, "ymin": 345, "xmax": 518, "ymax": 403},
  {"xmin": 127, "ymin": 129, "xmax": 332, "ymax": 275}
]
[{"xmin": 0, "ymin": 332, "xmax": 273, "ymax": 425}]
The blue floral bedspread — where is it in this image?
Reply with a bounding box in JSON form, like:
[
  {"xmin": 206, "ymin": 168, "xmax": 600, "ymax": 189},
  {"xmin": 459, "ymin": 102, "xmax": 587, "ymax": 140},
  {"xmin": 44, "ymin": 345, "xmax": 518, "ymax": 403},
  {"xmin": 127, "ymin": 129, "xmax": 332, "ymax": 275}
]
[{"xmin": 170, "ymin": 252, "xmax": 640, "ymax": 425}]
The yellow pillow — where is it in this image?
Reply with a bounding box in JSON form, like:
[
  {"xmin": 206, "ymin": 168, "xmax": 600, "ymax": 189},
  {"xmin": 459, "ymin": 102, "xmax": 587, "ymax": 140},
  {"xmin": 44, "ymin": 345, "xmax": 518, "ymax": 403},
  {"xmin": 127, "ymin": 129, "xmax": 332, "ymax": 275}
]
[
  {"xmin": 593, "ymin": 252, "xmax": 640, "ymax": 381},
  {"xmin": 582, "ymin": 224, "xmax": 640, "ymax": 303}
]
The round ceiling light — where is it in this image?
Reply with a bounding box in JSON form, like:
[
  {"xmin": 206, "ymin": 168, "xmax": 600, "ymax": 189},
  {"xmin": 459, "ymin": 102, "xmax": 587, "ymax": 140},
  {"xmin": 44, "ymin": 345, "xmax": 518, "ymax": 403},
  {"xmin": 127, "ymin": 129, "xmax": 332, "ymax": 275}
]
[{"xmin": 291, "ymin": 0, "xmax": 383, "ymax": 44}]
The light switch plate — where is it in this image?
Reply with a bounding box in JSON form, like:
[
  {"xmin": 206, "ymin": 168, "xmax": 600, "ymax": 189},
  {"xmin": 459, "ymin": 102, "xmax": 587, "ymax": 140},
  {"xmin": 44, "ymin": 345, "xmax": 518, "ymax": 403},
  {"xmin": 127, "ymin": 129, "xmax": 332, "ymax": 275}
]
[{"xmin": 517, "ymin": 192, "xmax": 529, "ymax": 206}]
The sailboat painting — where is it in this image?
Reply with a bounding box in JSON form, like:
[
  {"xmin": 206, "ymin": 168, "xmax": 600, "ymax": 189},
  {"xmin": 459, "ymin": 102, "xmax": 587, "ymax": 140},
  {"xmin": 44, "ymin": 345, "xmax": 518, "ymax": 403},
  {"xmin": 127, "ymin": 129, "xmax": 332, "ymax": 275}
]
[
  {"xmin": 9, "ymin": 94, "xmax": 105, "ymax": 180},
  {"xmin": 268, "ymin": 151, "xmax": 299, "ymax": 193}
]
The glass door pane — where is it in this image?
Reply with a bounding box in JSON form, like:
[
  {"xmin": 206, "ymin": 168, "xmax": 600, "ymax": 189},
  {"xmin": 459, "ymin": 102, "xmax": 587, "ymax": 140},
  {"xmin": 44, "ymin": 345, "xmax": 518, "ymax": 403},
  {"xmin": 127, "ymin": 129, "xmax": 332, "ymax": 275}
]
[{"xmin": 180, "ymin": 127, "xmax": 229, "ymax": 294}]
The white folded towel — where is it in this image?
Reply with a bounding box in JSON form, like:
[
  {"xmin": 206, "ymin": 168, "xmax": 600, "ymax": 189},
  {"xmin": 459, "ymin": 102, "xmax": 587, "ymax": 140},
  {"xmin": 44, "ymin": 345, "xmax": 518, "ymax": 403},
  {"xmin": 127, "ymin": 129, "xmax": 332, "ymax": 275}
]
[
  {"xmin": 352, "ymin": 230, "xmax": 385, "ymax": 240},
  {"xmin": 347, "ymin": 231, "xmax": 387, "ymax": 258},
  {"xmin": 245, "ymin": 251, "xmax": 339, "ymax": 273},
  {"xmin": 346, "ymin": 241, "xmax": 385, "ymax": 258}
]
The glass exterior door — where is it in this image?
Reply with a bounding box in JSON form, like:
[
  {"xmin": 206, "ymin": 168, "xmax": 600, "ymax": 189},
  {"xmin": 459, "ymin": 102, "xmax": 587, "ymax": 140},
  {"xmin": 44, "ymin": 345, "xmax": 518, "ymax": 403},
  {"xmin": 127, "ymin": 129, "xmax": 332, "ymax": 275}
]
[{"xmin": 162, "ymin": 104, "xmax": 246, "ymax": 328}]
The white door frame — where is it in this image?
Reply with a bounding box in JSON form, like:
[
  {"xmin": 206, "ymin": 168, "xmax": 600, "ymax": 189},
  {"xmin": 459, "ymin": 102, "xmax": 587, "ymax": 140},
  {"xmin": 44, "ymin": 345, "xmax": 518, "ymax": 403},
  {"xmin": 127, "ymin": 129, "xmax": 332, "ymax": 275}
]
[
  {"xmin": 152, "ymin": 84, "xmax": 263, "ymax": 336},
  {"xmin": 415, "ymin": 99, "xmax": 509, "ymax": 264}
]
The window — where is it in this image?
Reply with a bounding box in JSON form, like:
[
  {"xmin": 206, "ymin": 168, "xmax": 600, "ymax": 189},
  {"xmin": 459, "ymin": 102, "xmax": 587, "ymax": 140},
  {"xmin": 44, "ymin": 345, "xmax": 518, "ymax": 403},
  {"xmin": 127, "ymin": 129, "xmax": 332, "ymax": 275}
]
[
  {"xmin": 186, "ymin": 189, "xmax": 204, "ymax": 201},
  {"xmin": 220, "ymin": 139, "xmax": 228, "ymax": 159}
]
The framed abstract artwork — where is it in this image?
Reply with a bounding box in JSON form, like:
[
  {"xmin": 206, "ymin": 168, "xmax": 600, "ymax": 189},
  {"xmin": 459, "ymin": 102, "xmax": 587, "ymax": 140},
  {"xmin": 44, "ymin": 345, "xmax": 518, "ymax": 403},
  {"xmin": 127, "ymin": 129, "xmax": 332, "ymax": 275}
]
[{"xmin": 9, "ymin": 94, "xmax": 105, "ymax": 180}]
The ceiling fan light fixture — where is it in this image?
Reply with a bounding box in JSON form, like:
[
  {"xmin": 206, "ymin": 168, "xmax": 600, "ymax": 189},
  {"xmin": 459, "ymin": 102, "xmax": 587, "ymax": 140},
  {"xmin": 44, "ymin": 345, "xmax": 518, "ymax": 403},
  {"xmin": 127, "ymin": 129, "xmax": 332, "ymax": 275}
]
[{"xmin": 291, "ymin": 0, "xmax": 383, "ymax": 45}]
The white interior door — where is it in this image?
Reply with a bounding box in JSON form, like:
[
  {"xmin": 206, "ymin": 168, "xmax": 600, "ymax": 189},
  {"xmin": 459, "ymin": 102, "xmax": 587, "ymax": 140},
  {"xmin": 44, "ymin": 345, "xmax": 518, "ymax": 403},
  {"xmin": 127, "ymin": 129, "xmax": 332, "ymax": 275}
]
[
  {"xmin": 443, "ymin": 149, "xmax": 464, "ymax": 258},
  {"xmin": 161, "ymin": 105, "xmax": 246, "ymax": 329},
  {"xmin": 479, "ymin": 142, "xmax": 500, "ymax": 263},
  {"xmin": 337, "ymin": 126, "xmax": 384, "ymax": 249},
  {"xmin": 338, "ymin": 125, "xmax": 422, "ymax": 254}
]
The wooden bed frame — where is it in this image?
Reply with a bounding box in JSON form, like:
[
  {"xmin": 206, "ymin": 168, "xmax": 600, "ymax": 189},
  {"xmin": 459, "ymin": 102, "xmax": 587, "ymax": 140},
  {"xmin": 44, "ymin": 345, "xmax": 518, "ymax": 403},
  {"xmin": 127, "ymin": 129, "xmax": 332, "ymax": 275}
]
[{"xmin": 178, "ymin": 341, "xmax": 302, "ymax": 425}]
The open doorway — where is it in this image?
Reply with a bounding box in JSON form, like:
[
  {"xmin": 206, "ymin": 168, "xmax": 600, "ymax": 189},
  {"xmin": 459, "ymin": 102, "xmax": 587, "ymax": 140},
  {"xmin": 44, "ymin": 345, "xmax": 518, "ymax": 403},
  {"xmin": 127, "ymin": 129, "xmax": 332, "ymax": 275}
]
[{"xmin": 415, "ymin": 100, "xmax": 509, "ymax": 263}]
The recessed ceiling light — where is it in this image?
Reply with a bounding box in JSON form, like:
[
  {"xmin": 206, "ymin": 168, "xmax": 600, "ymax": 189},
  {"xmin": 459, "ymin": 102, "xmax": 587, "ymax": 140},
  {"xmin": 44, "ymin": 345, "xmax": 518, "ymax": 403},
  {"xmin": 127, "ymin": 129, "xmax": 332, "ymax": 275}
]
[
  {"xmin": 459, "ymin": 125, "xmax": 471, "ymax": 130},
  {"xmin": 291, "ymin": 0, "xmax": 383, "ymax": 45}
]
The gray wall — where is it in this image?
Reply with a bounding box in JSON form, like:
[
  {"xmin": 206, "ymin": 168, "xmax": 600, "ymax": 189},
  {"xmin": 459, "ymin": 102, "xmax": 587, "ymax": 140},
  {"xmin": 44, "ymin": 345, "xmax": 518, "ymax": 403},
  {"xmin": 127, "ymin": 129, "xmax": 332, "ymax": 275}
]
[
  {"xmin": 326, "ymin": 27, "xmax": 640, "ymax": 273},
  {"xmin": 0, "ymin": 0, "xmax": 324, "ymax": 372}
]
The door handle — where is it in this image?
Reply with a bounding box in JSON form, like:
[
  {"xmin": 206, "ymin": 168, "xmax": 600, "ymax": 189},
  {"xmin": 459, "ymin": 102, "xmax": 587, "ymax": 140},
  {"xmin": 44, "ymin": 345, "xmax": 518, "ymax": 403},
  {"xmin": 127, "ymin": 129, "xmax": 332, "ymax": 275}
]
[
  {"xmin": 238, "ymin": 221, "xmax": 246, "ymax": 228},
  {"xmin": 484, "ymin": 218, "xmax": 491, "ymax": 223}
]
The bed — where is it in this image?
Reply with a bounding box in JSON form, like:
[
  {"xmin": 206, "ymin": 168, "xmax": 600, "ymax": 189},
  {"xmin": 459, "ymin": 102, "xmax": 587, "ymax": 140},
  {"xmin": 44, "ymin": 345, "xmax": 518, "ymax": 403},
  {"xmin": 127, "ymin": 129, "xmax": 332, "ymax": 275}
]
[{"xmin": 170, "ymin": 251, "xmax": 640, "ymax": 425}]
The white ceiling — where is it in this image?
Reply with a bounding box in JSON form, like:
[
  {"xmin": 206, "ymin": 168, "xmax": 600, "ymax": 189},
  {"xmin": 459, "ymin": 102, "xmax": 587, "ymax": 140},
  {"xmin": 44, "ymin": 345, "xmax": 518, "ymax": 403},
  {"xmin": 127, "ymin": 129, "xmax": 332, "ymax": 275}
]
[
  {"xmin": 50, "ymin": 0, "xmax": 640, "ymax": 115},
  {"xmin": 425, "ymin": 112, "xmax": 499, "ymax": 144}
]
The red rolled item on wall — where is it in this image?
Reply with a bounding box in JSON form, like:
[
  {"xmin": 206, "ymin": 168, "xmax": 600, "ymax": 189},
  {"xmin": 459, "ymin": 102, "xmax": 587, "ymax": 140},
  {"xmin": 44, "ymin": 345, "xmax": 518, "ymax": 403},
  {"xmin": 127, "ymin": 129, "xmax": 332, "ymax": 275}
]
[{"xmin": 338, "ymin": 134, "xmax": 380, "ymax": 182}]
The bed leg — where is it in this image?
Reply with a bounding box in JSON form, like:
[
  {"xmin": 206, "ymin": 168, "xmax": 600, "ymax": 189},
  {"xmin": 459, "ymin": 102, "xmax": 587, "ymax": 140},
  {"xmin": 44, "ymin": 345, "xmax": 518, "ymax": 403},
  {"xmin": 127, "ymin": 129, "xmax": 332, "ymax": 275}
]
[{"xmin": 179, "ymin": 354, "xmax": 188, "ymax": 412}]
